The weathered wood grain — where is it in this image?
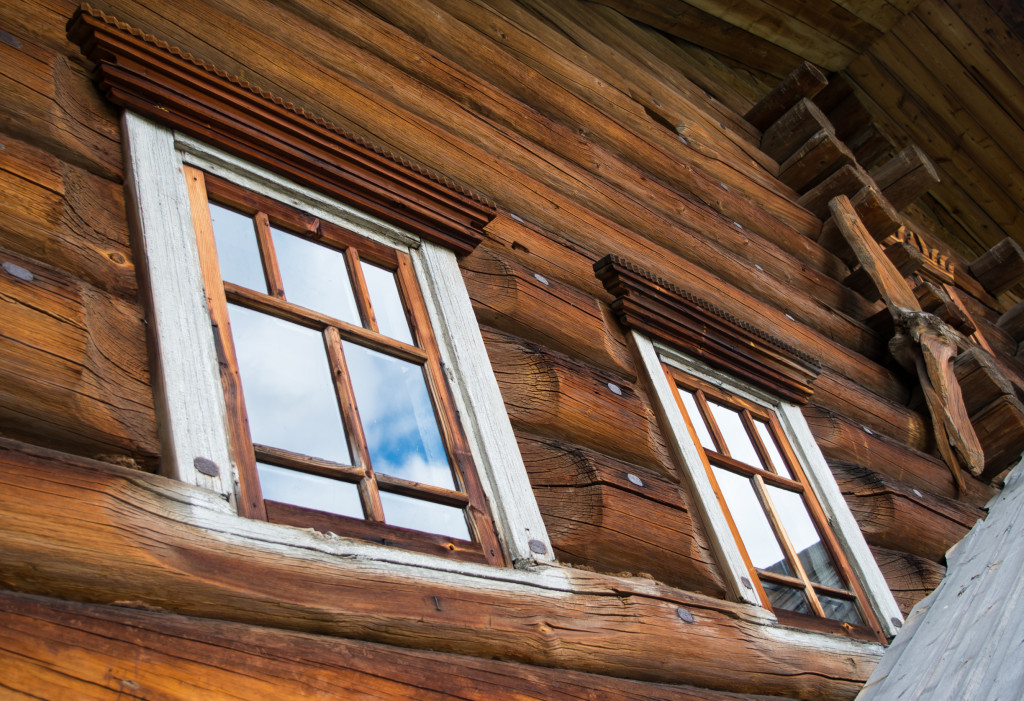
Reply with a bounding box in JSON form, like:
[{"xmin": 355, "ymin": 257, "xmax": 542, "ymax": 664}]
[
  {"xmin": 462, "ymin": 245, "xmax": 634, "ymax": 377},
  {"xmin": 483, "ymin": 327, "xmax": 671, "ymax": 470},
  {"xmin": 803, "ymin": 405, "xmax": 995, "ymax": 507},
  {"xmin": 745, "ymin": 62, "xmax": 829, "ymax": 129},
  {"xmin": 0, "ymin": 136, "xmax": 136, "ymax": 299},
  {"xmin": 971, "ymin": 395, "xmax": 1024, "ymax": 480},
  {"xmin": 0, "ymin": 591, "xmax": 791, "ymax": 701},
  {"xmin": 968, "ymin": 237, "xmax": 1024, "ymax": 298},
  {"xmin": 997, "ymin": 300, "xmax": 1024, "ymax": 343},
  {"xmin": 869, "ymin": 545, "xmax": 945, "ymax": 616},
  {"xmin": 518, "ymin": 433, "xmax": 727, "ymax": 597},
  {"xmin": 760, "ymin": 97, "xmax": 834, "ymax": 163},
  {"xmin": 0, "ymin": 248, "xmax": 157, "ymax": 466},
  {"xmin": 870, "ymin": 145, "xmax": 941, "ymax": 211},
  {"xmin": 831, "ymin": 461, "xmax": 984, "ymax": 563},
  {"xmin": 0, "ymin": 439, "xmax": 883, "ymax": 700}
]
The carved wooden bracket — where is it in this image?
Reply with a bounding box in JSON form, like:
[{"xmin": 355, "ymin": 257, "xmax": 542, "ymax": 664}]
[
  {"xmin": 593, "ymin": 255, "xmax": 821, "ymax": 404},
  {"xmin": 66, "ymin": 4, "xmax": 495, "ymax": 256}
]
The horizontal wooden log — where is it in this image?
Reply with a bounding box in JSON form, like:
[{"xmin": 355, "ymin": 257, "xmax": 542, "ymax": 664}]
[
  {"xmin": 0, "ymin": 135, "xmax": 137, "ymax": 299},
  {"xmin": 802, "ymin": 405, "xmax": 996, "ymax": 507},
  {"xmin": 760, "ymin": 98, "xmax": 833, "ymax": 163},
  {"xmin": 798, "ymin": 164, "xmax": 874, "ymax": 219},
  {"xmin": 968, "ymin": 237, "xmax": 1024, "ymax": 298},
  {"xmin": 744, "ymin": 62, "xmax": 829, "ymax": 131},
  {"xmin": 778, "ymin": 129, "xmax": 857, "ymax": 193},
  {"xmin": 954, "ymin": 347, "xmax": 1016, "ymax": 416},
  {"xmin": 972, "ymin": 395, "xmax": 1024, "ymax": 480},
  {"xmin": 518, "ymin": 433, "xmax": 727, "ymax": 597},
  {"xmin": 870, "ymin": 145, "xmax": 940, "ymax": 211},
  {"xmin": 997, "ymin": 300, "xmax": 1024, "ymax": 344},
  {"xmin": 0, "ymin": 439, "xmax": 883, "ymax": 699},
  {"xmin": 0, "ymin": 248, "xmax": 158, "ymax": 466},
  {"xmin": 830, "ymin": 461, "xmax": 984, "ymax": 563},
  {"xmin": 0, "ymin": 591, "xmax": 790, "ymax": 701},
  {"xmin": 482, "ymin": 327, "xmax": 671, "ymax": 470},
  {"xmin": 0, "ymin": 26, "xmax": 121, "ymax": 181},
  {"xmin": 869, "ymin": 546, "xmax": 945, "ymax": 617},
  {"xmin": 462, "ymin": 245, "xmax": 634, "ymax": 377},
  {"xmin": 845, "ymin": 122, "xmax": 896, "ymax": 170}
]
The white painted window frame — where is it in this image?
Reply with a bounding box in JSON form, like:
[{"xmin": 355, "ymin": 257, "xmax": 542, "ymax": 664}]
[
  {"xmin": 633, "ymin": 330, "xmax": 903, "ymax": 637},
  {"xmin": 121, "ymin": 111, "xmax": 552, "ymax": 565}
]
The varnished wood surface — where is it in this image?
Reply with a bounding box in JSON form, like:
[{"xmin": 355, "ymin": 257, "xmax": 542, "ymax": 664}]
[{"xmin": 0, "ymin": 439, "xmax": 883, "ymax": 700}]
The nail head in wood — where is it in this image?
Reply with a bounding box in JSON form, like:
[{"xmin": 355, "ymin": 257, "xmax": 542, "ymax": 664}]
[
  {"xmin": 528, "ymin": 539, "xmax": 547, "ymax": 555},
  {"xmin": 676, "ymin": 607, "xmax": 695, "ymax": 624},
  {"xmin": 193, "ymin": 457, "xmax": 220, "ymax": 477}
]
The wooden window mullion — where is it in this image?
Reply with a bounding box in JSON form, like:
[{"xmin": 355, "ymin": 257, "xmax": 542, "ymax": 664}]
[
  {"xmin": 324, "ymin": 326, "xmax": 384, "ymax": 523},
  {"xmin": 253, "ymin": 211, "xmax": 285, "ymax": 298},
  {"xmin": 345, "ymin": 247, "xmax": 379, "ymax": 333}
]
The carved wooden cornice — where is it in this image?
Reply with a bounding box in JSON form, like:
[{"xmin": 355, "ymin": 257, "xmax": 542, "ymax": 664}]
[
  {"xmin": 594, "ymin": 255, "xmax": 821, "ymax": 404},
  {"xmin": 66, "ymin": 4, "xmax": 495, "ymax": 256}
]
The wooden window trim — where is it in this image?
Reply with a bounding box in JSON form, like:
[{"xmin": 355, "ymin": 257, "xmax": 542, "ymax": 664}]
[
  {"xmin": 633, "ymin": 332, "xmax": 904, "ymax": 639},
  {"xmin": 67, "ymin": 4, "xmax": 495, "ymax": 258},
  {"xmin": 186, "ymin": 166, "xmax": 503, "ymax": 565}
]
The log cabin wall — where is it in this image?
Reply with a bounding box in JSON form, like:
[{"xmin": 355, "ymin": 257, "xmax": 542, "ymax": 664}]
[{"xmin": 1, "ymin": 0, "xmax": 1022, "ymax": 698}]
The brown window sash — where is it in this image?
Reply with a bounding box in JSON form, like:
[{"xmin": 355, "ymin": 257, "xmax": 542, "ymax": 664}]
[
  {"xmin": 665, "ymin": 365, "xmax": 884, "ymax": 642},
  {"xmin": 184, "ymin": 165, "xmax": 504, "ymax": 566}
]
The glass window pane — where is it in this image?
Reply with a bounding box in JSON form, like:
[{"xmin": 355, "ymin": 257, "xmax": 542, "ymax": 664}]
[
  {"xmin": 379, "ymin": 491, "xmax": 471, "ymax": 540},
  {"xmin": 257, "ymin": 463, "xmax": 363, "ymax": 519},
  {"xmin": 343, "ymin": 342, "xmax": 455, "ymax": 490},
  {"xmin": 754, "ymin": 419, "xmax": 791, "ymax": 478},
  {"xmin": 761, "ymin": 580, "xmax": 811, "ymax": 615},
  {"xmin": 711, "ymin": 467, "xmax": 792, "ymax": 576},
  {"xmin": 271, "ymin": 227, "xmax": 361, "ymax": 325},
  {"xmin": 209, "ymin": 203, "xmax": 266, "ymax": 292},
  {"xmin": 361, "ymin": 261, "xmax": 414, "ymax": 345},
  {"xmin": 765, "ymin": 485, "xmax": 843, "ymax": 589},
  {"xmin": 677, "ymin": 387, "xmax": 715, "ymax": 450},
  {"xmin": 707, "ymin": 401, "xmax": 764, "ymax": 468},
  {"xmin": 818, "ymin": 593, "xmax": 864, "ymax": 626},
  {"xmin": 228, "ymin": 304, "xmax": 352, "ymax": 465}
]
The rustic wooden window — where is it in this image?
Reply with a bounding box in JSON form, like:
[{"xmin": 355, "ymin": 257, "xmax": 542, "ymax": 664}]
[
  {"xmin": 183, "ymin": 168, "xmax": 503, "ymax": 564},
  {"xmin": 664, "ymin": 367, "xmax": 883, "ymax": 639}
]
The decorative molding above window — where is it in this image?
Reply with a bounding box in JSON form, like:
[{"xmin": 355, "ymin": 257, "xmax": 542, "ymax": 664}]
[
  {"xmin": 67, "ymin": 4, "xmax": 495, "ymax": 257},
  {"xmin": 594, "ymin": 254, "xmax": 821, "ymax": 404}
]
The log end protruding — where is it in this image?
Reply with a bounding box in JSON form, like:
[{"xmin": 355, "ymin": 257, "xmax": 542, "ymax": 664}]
[
  {"xmin": 870, "ymin": 145, "xmax": 941, "ymax": 211},
  {"xmin": 968, "ymin": 237, "xmax": 1024, "ymax": 298},
  {"xmin": 745, "ymin": 61, "xmax": 828, "ymax": 131}
]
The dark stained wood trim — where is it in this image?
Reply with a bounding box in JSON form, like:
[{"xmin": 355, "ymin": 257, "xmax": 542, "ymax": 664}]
[
  {"xmin": 595, "ymin": 254, "xmax": 821, "ymax": 404},
  {"xmin": 66, "ymin": 4, "xmax": 496, "ymax": 257}
]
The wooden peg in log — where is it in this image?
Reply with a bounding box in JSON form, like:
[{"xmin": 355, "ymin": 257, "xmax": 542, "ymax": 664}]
[
  {"xmin": 828, "ymin": 195, "xmax": 983, "ymax": 490},
  {"xmin": 969, "ymin": 237, "xmax": 1024, "ymax": 298},
  {"xmin": 870, "ymin": 145, "xmax": 940, "ymax": 210},
  {"xmin": 745, "ymin": 61, "xmax": 828, "ymax": 131}
]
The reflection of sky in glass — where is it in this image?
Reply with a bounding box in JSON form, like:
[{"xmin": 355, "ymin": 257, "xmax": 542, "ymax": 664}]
[
  {"xmin": 712, "ymin": 467, "xmax": 791, "ymax": 575},
  {"xmin": 818, "ymin": 594, "xmax": 863, "ymax": 625},
  {"xmin": 271, "ymin": 227, "xmax": 361, "ymax": 325},
  {"xmin": 755, "ymin": 420, "xmax": 791, "ymax": 478},
  {"xmin": 380, "ymin": 491, "xmax": 470, "ymax": 540},
  {"xmin": 228, "ymin": 304, "xmax": 352, "ymax": 465},
  {"xmin": 765, "ymin": 485, "xmax": 842, "ymax": 589},
  {"xmin": 762, "ymin": 580, "xmax": 810, "ymax": 615},
  {"xmin": 708, "ymin": 402, "xmax": 763, "ymax": 467},
  {"xmin": 209, "ymin": 203, "xmax": 266, "ymax": 292},
  {"xmin": 343, "ymin": 342, "xmax": 455, "ymax": 490},
  {"xmin": 678, "ymin": 387, "xmax": 715, "ymax": 450},
  {"xmin": 257, "ymin": 462, "xmax": 363, "ymax": 519},
  {"xmin": 361, "ymin": 261, "xmax": 414, "ymax": 345}
]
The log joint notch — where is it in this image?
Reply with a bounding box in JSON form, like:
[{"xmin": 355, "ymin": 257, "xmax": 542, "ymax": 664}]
[
  {"xmin": 66, "ymin": 3, "xmax": 496, "ymax": 257},
  {"xmin": 594, "ymin": 254, "xmax": 821, "ymax": 404}
]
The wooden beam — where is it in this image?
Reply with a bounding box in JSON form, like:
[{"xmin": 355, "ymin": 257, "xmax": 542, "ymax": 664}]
[
  {"xmin": 0, "ymin": 591, "xmax": 784, "ymax": 701},
  {"xmin": 745, "ymin": 62, "xmax": 829, "ymax": 130},
  {"xmin": 997, "ymin": 300, "xmax": 1024, "ymax": 344},
  {"xmin": 0, "ymin": 439, "xmax": 883, "ymax": 699},
  {"xmin": 968, "ymin": 237, "xmax": 1024, "ymax": 297},
  {"xmin": 518, "ymin": 433, "xmax": 727, "ymax": 597},
  {"xmin": 760, "ymin": 98, "xmax": 834, "ymax": 163},
  {"xmin": 798, "ymin": 164, "xmax": 874, "ymax": 219},
  {"xmin": 869, "ymin": 545, "xmax": 945, "ymax": 617},
  {"xmin": 778, "ymin": 129, "xmax": 857, "ymax": 193},
  {"xmin": 870, "ymin": 145, "xmax": 941, "ymax": 211}
]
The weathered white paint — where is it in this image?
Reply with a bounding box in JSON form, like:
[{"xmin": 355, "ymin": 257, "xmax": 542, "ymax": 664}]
[
  {"xmin": 128, "ymin": 118, "xmax": 552, "ymax": 565},
  {"xmin": 414, "ymin": 242, "xmax": 554, "ymax": 564},
  {"xmin": 633, "ymin": 331, "xmax": 763, "ymax": 606},
  {"xmin": 779, "ymin": 402, "xmax": 903, "ymax": 637},
  {"xmin": 858, "ymin": 454, "xmax": 1024, "ymax": 701},
  {"xmin": 121, "ymin": 113, "xmax": 233, "ymax": 497}
]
